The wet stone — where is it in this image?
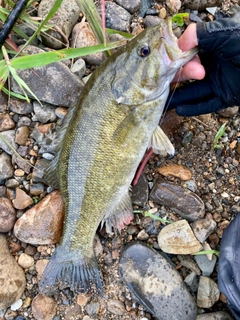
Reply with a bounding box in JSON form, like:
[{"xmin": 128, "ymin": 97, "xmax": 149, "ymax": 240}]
[
  {"xmin": 197, "ymin": 276, "xmax": 220, "ymax": 308},
  {"xmin": 0, "ymin": 113, "xmax": 15, "ymax": 131},
  {"xmin": 11, "ymin": 46, "xmax": 83, "ymax": 107},
  {"xmin": 29, "ymin": 183, "xmax": 45, "ymax": 196},
  {"xmin": 119, "ymin": 241, "xmax": 197, "ymax": 320},
  {"xmin": 194, "ymin": 254, "xmax": 217, "ymax": 277},
  {"xmin": 14, "ymin": 190, "xmax": 64, "ymax": 245},
  {"xmin": 32, "ymin": 294, "xmax": 57, "ymax": 320},
  {"xmin": 150, "ymin": 178, "xmax": 205, "ymax": 221},
  {"xmin": 0, "ymin": 197, "xmax": 16, "ymax": 232},
  {"xmin": 0, "ymin": 234, "xmax": 26, "ymax": 309},
  {"xmin": 15, "ymin": 126, "xmax": 29, "ymax": 145},
  {"xmin": 33, "ymin": 101, "xmax": 57, "ymax": 124},
  {"xmin": 0, "ymin": 130, "xmax": 17, "ymax": 155},
  {"xmin": 191, "ymin": 219, "xmax": 217, "ymax": 243},
  {"xmin": 158, "ymin": 220, "xmax": 202, "ymax": 254},
  {"xmin": 9, "ymin": 99, "xmax": 33, "ymax": 114},
  {"xmin": 0, "ymin": 152, "xmax": 14, "ymax": 180},
  {"xmin": 12, "ymin": 188, "xmax": 33, "ymax": 210},
  {"xmin": 131, "ymin": 174, "xmax": 149, "ymax": 207},
  {"xmin": 103, "ymin": 1, "xmax": 131, "ymax": 32},
  {"xmin": 107, "ymin": 299, "xmax": 125, "ymax": 315},
  {"xmin": 114, "ymin": 0, "xmax": 141, "ymax": 14},
  {"xmin": 195, "ymin": 311, "xmax": 234, "ymax": 320}
]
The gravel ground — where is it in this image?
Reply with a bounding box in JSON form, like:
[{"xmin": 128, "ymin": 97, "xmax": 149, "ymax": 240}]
[{"xmin": 0, "ymin": 0, "xmax": 240, "ymax": 319}]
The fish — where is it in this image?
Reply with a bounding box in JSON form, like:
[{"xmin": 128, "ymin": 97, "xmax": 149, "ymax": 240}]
[{"xmin": 39, "ymin": 17, "xmax": 198, "ymax": 295}]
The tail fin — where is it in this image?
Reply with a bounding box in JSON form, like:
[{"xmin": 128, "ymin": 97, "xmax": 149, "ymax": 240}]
[{"xmin": 39, "ymin": 245, "xmax": 103, "ymax": 295}]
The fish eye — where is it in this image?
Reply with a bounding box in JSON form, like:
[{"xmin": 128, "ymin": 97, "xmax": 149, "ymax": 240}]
[{"xmin": 138, "ymin": 44, "xmax": 151, "ymax": 57}]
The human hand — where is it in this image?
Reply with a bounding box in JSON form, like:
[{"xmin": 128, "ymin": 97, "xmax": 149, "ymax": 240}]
[{"xmin": 167, "ymin": 6, "xmax": 240, "ymax": 116}]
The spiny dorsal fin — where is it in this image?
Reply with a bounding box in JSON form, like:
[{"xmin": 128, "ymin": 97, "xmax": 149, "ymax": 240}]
[{"xmin": 149, "ymin": 125, "xmax": 175, "ymax": 156}]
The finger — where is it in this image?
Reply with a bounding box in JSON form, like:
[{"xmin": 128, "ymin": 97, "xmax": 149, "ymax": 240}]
[
  {"xmin": 178, "ymin": 23, "xmax": 198, "ymax": 51},
  {"xmin": 172, "ymin": 56, "xmax": 205, "ymax": 82}
]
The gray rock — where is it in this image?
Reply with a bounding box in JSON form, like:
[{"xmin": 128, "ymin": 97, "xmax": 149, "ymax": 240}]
[
  {"xmin": 32, "ymin": 159, "xmax": 49, "ymax": 184},
  {"xmin": 11, "ymin": 46, "xmax": 83, "ymax": 107},
  {"xmin": 194, "ymin": 254, "xmax": 217, "ymax": 276},
  {"xmin": 38, "ymin": 0, "xmax": 81, "ymax": 49},
  {"xmin": 158, "ymin": 220, "xmax": 202, "ymax": 254},
  {"xmin": 115, "ymin": 0, "xmax": 140, "ymax": 14},
  {"xmin": 183, "ymin": 0, "xmax": 221, "ymax": 11},
  {"xmin": 0, "ymin": 197, "xmax": 16, "ymax": 232},
  {"xmin": 131, "ymin": 174, "xmax": 149, "ymax": 207},
  {"xmin": 184, "ymin": 272, "xmax": 199, "ymax": 293},
  {"xmin": 71, "ymin": 59, "xmax": 86, "ymax": 79},
  {"xmin": 0, "ymin": 234, "xmax": 26, "ymax": 309},
  {"xmin": 9, "ymin": 99, "xmax": 33, "ymax": 114},
  {"xmin": 143, "ymin": 15, "xmax": 163, "ymax": 28},
  {"xmin": 33, "ymin": 101, "xmax": 57, "ymax": 124},
  {"xmin": 103, "ymin": 2, "xmax": 131, "ymax": 32},
  {"xmin": 107, "ymin": 299, "xmax": 125, "ymax": 315},
  {"xmin": 197, "ymin": 276, "xmax": 220, "ymax": 308},
  {"xmin": 119, "ymin": 242, "xmax": 197, "ymax": 320},
  {"xmin": 139, "ymin": 0, "xmax": 155, "ymax": 17},
  {"xmin": 196, "ymin": 311, "xmax": 234, "ymax": 320},
  {"xmin": 150, "ymin": 178, "xmax": 205, "ymax": 221},
  {"xmin": 0, "ymin": 152, "xmax": 14, "ymax": 180},
  {"xmin": 17, "ymin": 116, "xmax": 31, "ymax": 127},
  {"xmin": 177, "ymin": 255, "xmax": 201, "ymax": 275},
  {"xmin": 191, "ymin": 219, "xmax": 217, "ymax": 243},
  {"xmin": 217, "ymin": 106, "xmax": 239, "ymax": 118},
  {"xmin": 0, "ymin": 130, "xmax": 17, "ymax": 155},
  {"xmin": 12, "ymin": 154, "xmax": 32, "ymax": 175},
  {"xmin": 85, "ymin": 302, "xmax": 99, "ymax": 316},
  {"xmin": 29, "ymin": 183, "xmax": 45, "ymax": 196}
]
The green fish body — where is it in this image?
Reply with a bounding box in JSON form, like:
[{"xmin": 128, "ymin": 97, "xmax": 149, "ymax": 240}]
[{"xmin": 39, "ymin": 18, "xmax": 197, "ymax": 294}]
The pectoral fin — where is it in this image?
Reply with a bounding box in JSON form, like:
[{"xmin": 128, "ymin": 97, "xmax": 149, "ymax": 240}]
[{"xmin": 149, "ymin": 125, "xmax": 175, "ymax": 156}]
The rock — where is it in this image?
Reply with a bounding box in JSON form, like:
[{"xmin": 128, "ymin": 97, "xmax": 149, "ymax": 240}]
[
  {"xmin": 143, "ymin": 15, "xmax": 163, "ymax": 28},
  {"xmin": 0, "ymin": 114, "xmax": 15, "ymax": 131},
  {"xmin": 17, "ymin": 116, "xmax": 31, "ymax": 127},
  {"xmin": 131, "ymin": 174, "xmax": 149, "ymax": 207},
  {"xmin": 32, "ymin": 294, "xmax": 57, "ymax": 320},
  {"xmin": 119, "ymin": 242, "xmax": 197, "ymax": 320},
  {"xmin": 150, "ymin": 178, "xmax": 205, "ymax": 221},
  {"xmin": 38, "ymin": 0, "xmax": 81, "ymax": 49},
  {"xmin": 191, "ymin": 219, "xmax": 217, "ymax": 243},
  {"xmin": 70, "ymin": 59, "xmax": 86, "ymax": 79},
  {"xmin": 196, "ymin": 311, "xmax": 234, "ymax": 319},
  {"xmin": 15, "ymin": 126, "xmax": 29, "ymax": 145},
  {"xmin": 217, "ymin": 106, "xmax": 239, "ymax": 118},
  {"xmin": 184, "ymin": 272, "xmax": 199, "ymax": 293},
  {"xmin": 11, "ymin": 46, "xmax": 83, "ymax": 107},
  {"xmin": 12, "ymin": 188, "xmax": 33, "ymax": 210},
  {"xmin": 0, "ymin": 234, "xmax": 26, "ymax": 309},
  {"xmin": 103, "ymin": 1, "xmax": 131, "ymax": 32},
  {"xmin": 85, "ymin": 302, "xmax": 99, "ymax": 316},
  {"xmin": 177, "ymin": 255, "xmax": 201, "ymax": 275},
  {"xmin": 194, "ymin": 254, "xmax": 217, "ymax": 276},
  {"xmin": 9, "ymin": 99, "xmax": 33, "ymax": 114},
  {"xmin": 10, "ymin": 298, "xmax": 23, "ymax": 311},
  {"xmin": 107, "ymin": 299, "xmax": 125, "ymax": 316},
  {"xmin": 12, "ymin": 154, "xmax": 32, "ymax": 175},
  {"xmin": 137, "ymin": 229, "xmax": 149, "ymax": 240},
  {"xmin": 36, "ymin": 259, "xmax": 49, "ymax": 279},
  {"xmin": 18, "ymin": 253, "xmax": 34, "ymax": 269},
  {"xmin": 197, "ymin": 276, "xmax": 220, "ymax": 308},
  {"xmin": 183, "ymin": 0, "xmax": 221, "ymax": 11},
  {"xmin": 76, "ymin": 293, "xmax": 91, "ymax": 307},
  {"xmin": 0, "ymin": 197, "xmax": 16, "ymax": 232},
  {"xmin": 158, "ymin": 220, "xmax": 202, "ymax": 254},
  {"xmin": 32, "ymin": 159, "xmax": 49, "ymax": 184},
  {"xmin": 166, "ymin": 0, "xmax": 181, "ymax": 13},
  {"xmin": 71, "ymin": 22, "xmax": 105, "ymax": 65},
  {"xmin": 114, "ymin": 0, "xmax": 140, "ymax": 13},
  {"xmin": 139, "ymin": 0, "xmax": 155, "ymax": 17},
  {"xmin": 158, "ymin": 164, "xmax": 192, "ymax": 181},
  {"xmin": 33, "ymin": 101, "xmax": 57, "ymax": 123},
  {"xmin": 0, "ymin": 130, "xmax": 17, "ymax": 155},
  {"xmin": 29, "ymin": 183, "xmax": 44, "ymax": 196},
  {"xmin": 14, "ymin": 190, "xmax": 64, "ymax": 245},
  {"xmin": 0, "ymin": 152, "xmax": 14, "ymax": 180}
]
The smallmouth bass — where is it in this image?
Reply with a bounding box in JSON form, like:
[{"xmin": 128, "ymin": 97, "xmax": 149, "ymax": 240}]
[{"xmin": 39, "ymin": 18, "xmax": 197, "ymax": 294}]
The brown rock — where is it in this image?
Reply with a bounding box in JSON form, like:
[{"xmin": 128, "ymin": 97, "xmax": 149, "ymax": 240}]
[
  {"xmin": 14, "ymin": 190, "xmax": 64, "ymax": 245},
  {"xmin": 0, "ymin": 234, "xmax": 26, "ymax": 309},
  {"xmin": 15, "ymin": 126, "xmax": 29, "ymax": 145},
  {"xmin": 158, "ymin": 220, "xmax": 202, "ymax": 254},
  {"xmin": 36, "ymin": 259, "xmax": 49, "ymax": 279},
  {"xmin": 0, "ymin": 197, "xmax": 16, "ymax": 232},
  {"xmin": 32, "ymin": 294, "xmax": 57, "ymax": 320},
  {"xmin": 12, "ymin": 188, "xmax": 33, "ymax": 210},
  {"xmin": 0, "ymin": 113, "xmax": 15, "ymax": 131},
  {"xmin": 158, "ymin": 164, "xmax": 192, "ymax": 181},
  {"xmin": 150, "ymin": 178, "xmax": 205, "ymax": 222},
  {"xmin": 71, "ymin": 21, "xmax": 105, "ymax": 65}
]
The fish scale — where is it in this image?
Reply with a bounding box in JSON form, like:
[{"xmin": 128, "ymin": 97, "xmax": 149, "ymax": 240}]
[{"xmin": 39, "ymin": 18, "xmax": 198, "ymax": 295}]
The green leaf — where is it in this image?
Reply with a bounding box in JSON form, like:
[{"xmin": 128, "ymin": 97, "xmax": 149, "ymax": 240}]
[
  {"xmin": 213, "ymin": 122, "xmax": 227, "ymax": 149},
  {"xmin": 172, "ymin": 13, "xmax": 189, "ymax": 27},
  {"xmin": 192, "ymin": 250, "xmax": 220, "ymax": 257}
]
